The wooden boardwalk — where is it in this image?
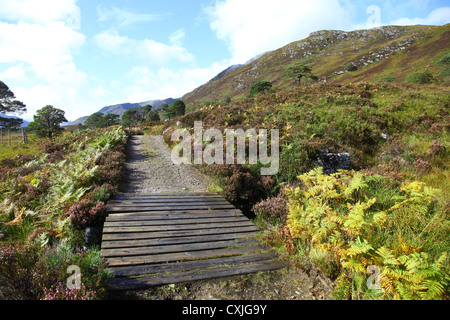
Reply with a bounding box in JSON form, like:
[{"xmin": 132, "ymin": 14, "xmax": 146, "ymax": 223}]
[{"xmin": 101, "ymin": 192, "xmax": 286, "ymax": 291}]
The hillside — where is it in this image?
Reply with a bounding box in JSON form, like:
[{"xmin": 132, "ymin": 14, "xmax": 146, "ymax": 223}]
[
  {"xmin": 70, "ymin": 98, "xmax": 177, "ymax": 125},
  {"xmin": 182, "ymin": 24, "xmax": 450, "ymax": 107}
]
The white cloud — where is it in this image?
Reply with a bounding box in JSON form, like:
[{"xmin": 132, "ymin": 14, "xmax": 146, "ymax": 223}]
[
  {"xmin": 205, "ymin": 0, "xmax": 351, "ymax": 64},
  {"xmin": 0, "ymin": 21, "xmax": 86, "ymax": 85},
  {"xmin": 94, "ymin": 29, "xmax": 194, "ymax": 67},
  {"xmin": 123, "ymin": 61, "xmax": 230, "ymax": 102},
  {"xmin": 0, "ymin": 64, "xmax": 26, "ymax": 81},
  {"xmin": 169, "ymin": 28, "xmax": 186, "ymax": 46},
  {"xmin": 390, "ymin": 7, "xmax": 450, "ymax": 26},
  {"xmin": 97, "ymin": 5, "xmax": 167, "ymax": 29},
  {"xmin": 0, "ymin": 0, "xmax": 78, "ymax": 25}
]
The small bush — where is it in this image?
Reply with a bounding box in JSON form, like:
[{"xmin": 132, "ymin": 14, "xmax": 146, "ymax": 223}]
[
  {"xmin": 380, "ymin": 76, "xmax": 396, "ymax": 83},
  {"xmin": 406, "ymin": 70, "xmax": 435, "ymax": 84},
  {"xmin": 346, "ymin": 63, "xmax": 358, "ymax": 72},
  {"xmin": 253, "ymin": 196, "xmax": 288, "ymax": 225},
  {"xmin": 67, "ymin": 199, "xmax": 107, "ymax": 230}
]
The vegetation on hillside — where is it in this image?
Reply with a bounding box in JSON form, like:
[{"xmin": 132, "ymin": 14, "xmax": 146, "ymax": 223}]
[
  {"xmin": 161, "ymin": 79, "xmax": 449, "ymax": 300},
  {"xmin": 0, "ymin": 126, "xmax": 128, "ymax": 299},
  {"xmin": 1, "ymin": 24, "xmax": 448, "ymax": 301}
]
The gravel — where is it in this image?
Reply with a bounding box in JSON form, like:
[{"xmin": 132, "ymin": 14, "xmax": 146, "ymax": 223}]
[{"xmin": 120, "ymin": 135, "xmax": 211, "ymax": 194}]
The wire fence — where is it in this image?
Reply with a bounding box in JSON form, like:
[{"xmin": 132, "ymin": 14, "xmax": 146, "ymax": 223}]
[{"xmin": 0, "ymin": 128, "xmax": 28, "ymax": 145}]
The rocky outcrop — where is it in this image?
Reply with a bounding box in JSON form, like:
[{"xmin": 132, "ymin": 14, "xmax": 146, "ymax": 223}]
[{"xmin": 317, "ymin": 149, "xmax": 351, "ymax": 175}]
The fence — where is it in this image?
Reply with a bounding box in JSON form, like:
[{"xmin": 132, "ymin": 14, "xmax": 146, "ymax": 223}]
[{"xmin": 0, "ymin": 128, "xmax": 28, "ymax": 145}]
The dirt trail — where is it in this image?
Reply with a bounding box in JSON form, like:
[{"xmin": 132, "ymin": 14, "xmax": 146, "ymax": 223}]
[
  {"xmin": 110, "ymin": 135, "xmax": 334, "ymax": 300},
  {"xmin": 120, "ymin": 135, "xmax": 210, "ymax": 193}
]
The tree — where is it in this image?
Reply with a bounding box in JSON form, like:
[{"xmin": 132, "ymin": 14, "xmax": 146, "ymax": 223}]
[
  {"xmin": 84, "ymin": 112, "xmax": 104, "ymax": 129},
  {"xmin": 283, "ymin": 64, "xmax": 315, "ymax": 86},
  {"xmin": 145, "ymin": 110, "xmax": 160, "ymax": 122},
  {"xmin": 0, "ymin": 80, "xmax": 26, "ymax": 128},
  {"xmin": 166, "ymin": 100, "xmax": 186, "ymax": 119},
  {"xmin": 85, "ymin": 112, "xmax": 120, "ymax": 128},
  {"xmin": 248, "ymin": 81, "xmax": 273, "ymax": 97},
  {"xmin": 121, "ymin": 107, "xmax": 144, "ymax": 127},
  {"xmin": 100, "ymin": 113, "xmax": 120, "ymax": 127},
  {"xmin": 28, "ymin": 105, "xmax": 67, "ymax": 139},
  {"xmin": 142, "ymin": 104, "xmax": 153, "ymax": 114}
]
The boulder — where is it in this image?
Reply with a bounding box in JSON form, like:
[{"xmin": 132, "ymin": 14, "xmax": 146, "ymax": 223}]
[{"xmin": 317, "ymin": 149, "xmax": 351, "ymax": 174}]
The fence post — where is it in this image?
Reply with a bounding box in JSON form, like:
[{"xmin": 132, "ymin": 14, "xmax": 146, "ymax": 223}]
[
  {"xmin": 21, "ymin": 128, "xmax": 27, "ymax": 144},
  {"xmin": 8, "ymin": 129, "xmax": 11, "ymax": 146}
]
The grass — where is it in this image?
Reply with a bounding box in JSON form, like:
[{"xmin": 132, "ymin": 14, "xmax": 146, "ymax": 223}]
[{"xmin": 0, "ymin": 137, "xmax": 45, "ymax": 162}]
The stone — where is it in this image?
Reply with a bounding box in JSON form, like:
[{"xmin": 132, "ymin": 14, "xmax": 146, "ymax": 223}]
[
  {"xmin": 317, "ymin": 149, "xmax": 351, "ymax": 175},
  {"xmin": 85, "ymin": 227, "xmax": 101, "ymax": 248}
]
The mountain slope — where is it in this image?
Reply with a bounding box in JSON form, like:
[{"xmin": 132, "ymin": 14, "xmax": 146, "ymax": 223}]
[
  {"xmin": 70, "ymin": 98, "xmax": 177, "ymax": 125},
  {"xmin": 182, "ymin": 24, "xmax": 450, "ymax": 107}
]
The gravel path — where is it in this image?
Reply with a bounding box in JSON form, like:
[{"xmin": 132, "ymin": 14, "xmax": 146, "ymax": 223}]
[{"xmin": 121, "ymin": 135, "xmax": 210, "ymax": 194}]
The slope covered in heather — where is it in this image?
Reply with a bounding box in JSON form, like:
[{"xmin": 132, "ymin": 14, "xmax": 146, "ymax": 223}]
[{"xmin": 182, "ymin": 24, "xmax": 450, "ymax": 107}]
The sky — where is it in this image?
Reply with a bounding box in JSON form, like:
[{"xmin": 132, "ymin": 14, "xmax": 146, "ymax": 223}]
[{"xmin": 0, "ymin": 0, "xmax": 449, "ymax": 122}]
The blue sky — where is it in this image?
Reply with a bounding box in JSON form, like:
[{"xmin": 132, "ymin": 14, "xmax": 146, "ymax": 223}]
[{"xmin": 0, "ymin": 0, "xmax": 449, "ymax": 122}]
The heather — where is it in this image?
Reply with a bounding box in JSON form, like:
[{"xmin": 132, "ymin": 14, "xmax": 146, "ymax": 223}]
[
  {"xmin": 161, "ymin": 81, "xmax": 449, "ymax": 300},
  {"xmin": 0, "ymin": 126, "xmax": 127, "ymax": 299}
]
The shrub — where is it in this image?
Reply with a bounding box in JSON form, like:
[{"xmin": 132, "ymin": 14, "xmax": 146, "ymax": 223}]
[
  {"xmin": 406, "ymin": 70, "xmax": 435, "ymax": 84},
  {"xmin": 0, "ymin": 242, "xmax": 110, "ymax": 300},
  {"xmin": 285, "ymin": 168, "xmax": 449, "ymax": 300},
  {"xmin": 380, "ymin": 76, "xmax": 396, "ymax": 83},
  {"xmin": 436, "ymin": 52, "xmax": 450, "ymax": 66},
  {"xmin": 253, "ymin": 196, "xmax": 288, "ymax": 225},
  {"xmin": 346, "ymin": 63, "xmax": 358, "ymax": 72},
  {"xmin": 67, "ymin": 199, "xmax": 107, "ymax": 230},
  {"xmin": 248, "ymin": 81, "xmax": 273, "ymax": 97}
]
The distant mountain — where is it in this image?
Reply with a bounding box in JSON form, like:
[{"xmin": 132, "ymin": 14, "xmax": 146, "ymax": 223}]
[
  {"xmin": 182, "ymin": 24, "xmax": 450, "ymax": 106},
  {"xmin": 70, "ymin": 98, "xmax": 177, "ymax": 125}
]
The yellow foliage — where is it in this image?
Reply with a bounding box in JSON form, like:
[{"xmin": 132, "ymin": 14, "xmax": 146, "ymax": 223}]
[{"xmin": 284, "ymin": 168, "xmax": 449, "ymax": 300}]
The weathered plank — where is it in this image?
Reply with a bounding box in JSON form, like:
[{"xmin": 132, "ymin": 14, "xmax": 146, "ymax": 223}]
[
  {"xmin": 101, "ymin": 192, "xmax": 285, "ymax": 290},
  {"xmin": 109, "ymin": 252, "xmax": 279, "ymax": 277},
  {"xmin": 105, "ymin": 210, "xmax": 243, "ymax": 221},
  {"xmin": 104, "ymin": 216, "xmax": 248, "ymax": 227},
  {"xmin": 105, "ymin": 245, "xmax": 267, "ymax": 267},
  {"xmin": 108, "ymin": 260, "xmax": 286, "ymax": 290},
  {"xmin": 101, "ymin": 225, "xmax": 260, "ymax": 241},
  {"xmin": 103, "ymin": 220, "xmax": 255, "ymax": 234},
  {"xmin": 107, "ymin": 203, "xmax": 236, "ymax": 212},
  {"xmin": 101, "ymin": 238, "xmax": 259, "ymax": 258},
  {"xmin": 107, "ymin": 197, "xmax": 227, "ymax": 204},
  {"xmin": 101, "ymin": 231, "xmax": 259, "ymax": 249}
]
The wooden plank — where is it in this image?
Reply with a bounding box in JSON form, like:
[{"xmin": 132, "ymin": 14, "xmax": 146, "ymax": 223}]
[
  {"xmin": 101, "ymin": 231, "xmax": 259, "ymax": 249},
  {"xmin": 105, "ymin": 208, "xmax": 241, "ymax": 216},
  {"xmin": 108, "ymin": 197, "xmax": 227, "ymax": 204},
  {"xmin": 107, "ymin": 200, "xmax": 232, "ymax": 208},
  {"xmin": 114, "ymin": 192, "xmax": 218, "ymax": 199},
  {"xmin": 101, "ymin": 225, "xmax": 259, "ymax": 241},
  {"xmin": 101, "ymin": 238, "xmax": 259, "ymax": 258},
  {"xmin": 106, "ymin": 204, "xmax": 235, "ymax": 212},
  {"xmin": 108, "ymin": 199, "xmax": 231, "ymax": 205},
  {"xmin": 105, "ymin": 210, "xmax": 243, "ymax": 221},
  {"xmin": 102, "ymin": 220, "xmax": 255, "ymax": 234},
  {"xmin": 104, "ymin": 245, "xmax": 267, "ymax": 267},
  {"xmin": 108, "ymin": 260, "xmax": 287, "ymax": 290},
  {"xmin": 104, "ymin": 216, "xmax": 248, "ymax": 227},
  {"xmin": 109, "ymin": 252, "xmax": 279, "ymax": 277}
]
